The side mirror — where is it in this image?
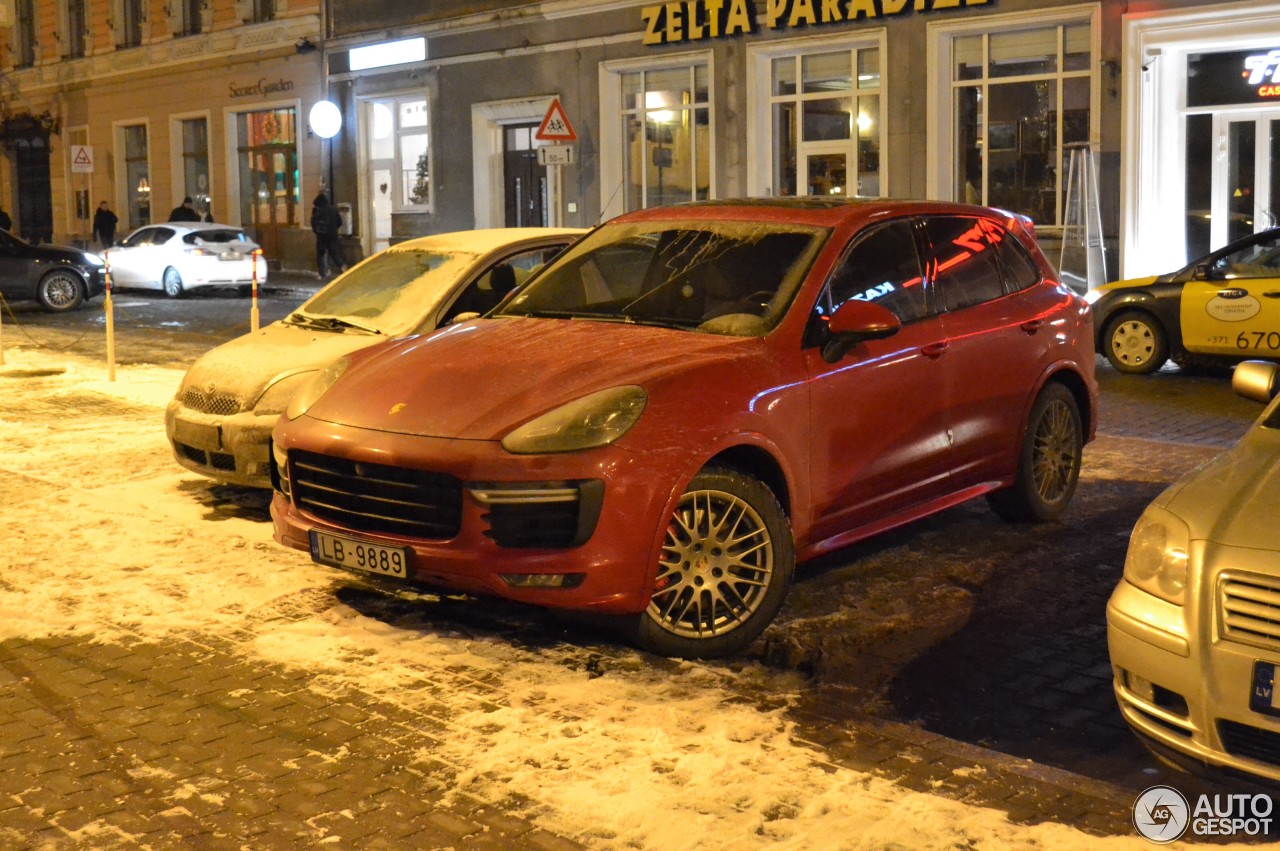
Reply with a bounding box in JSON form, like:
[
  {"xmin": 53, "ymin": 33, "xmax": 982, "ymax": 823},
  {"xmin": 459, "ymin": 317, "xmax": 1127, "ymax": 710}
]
[
  {"xmin": 1192, "ymin": 264, "xmax": 1211, "ymax": 281},
  {"xmin": 821, "ymin": 299, "xmax": 901, "ymax": 363},
  {"xmin": 1233, "ymin": 360, "xmax": 1280, "ymax": 404}
]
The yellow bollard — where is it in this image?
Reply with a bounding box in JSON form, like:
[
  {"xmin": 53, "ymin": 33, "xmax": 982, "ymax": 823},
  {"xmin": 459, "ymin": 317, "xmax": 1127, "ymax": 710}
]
[
  {"xmin": 250, "ymin": 249, "xmax": 261, "ymax": 333},
  {"xmin": 104, "ymin": 264, "xmax": 116, "ymax": 382}
]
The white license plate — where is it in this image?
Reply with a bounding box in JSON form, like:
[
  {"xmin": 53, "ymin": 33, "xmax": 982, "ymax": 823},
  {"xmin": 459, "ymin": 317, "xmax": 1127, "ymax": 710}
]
[
  {"xmin": 309, "ymin": 530, "xmax": 409, "ymax": 579},
  {"xmin": 221, "ymin": 252, "xmax": 243, "ymax": 261}
]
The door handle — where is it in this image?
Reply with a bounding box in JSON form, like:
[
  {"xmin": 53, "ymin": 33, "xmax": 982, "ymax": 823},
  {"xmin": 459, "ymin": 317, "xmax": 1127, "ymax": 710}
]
[
  {"xmin": 1020, "ymin": 319, "xmax": 1045, "ymax": 334},
  {"xmin": 920, "ymin": 341, "xmax": 949, "ymax": 358},
  {"xmin": 1264, "ymin": 291, "xmax": 1280, "ymax": 299}
]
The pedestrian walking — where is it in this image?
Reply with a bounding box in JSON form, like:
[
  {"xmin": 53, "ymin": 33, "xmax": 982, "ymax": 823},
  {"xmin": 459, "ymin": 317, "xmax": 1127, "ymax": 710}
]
[
  {"xmin": 310, "ymin": 192, "xmax": 346, "ymax": 278},
  {"xmin": 167, "ymin": 196, "xmax": 201, "ymax": 223},
  {"xmin": 93, "ymin": 201, "xmax": 118, "ymax": 248}
]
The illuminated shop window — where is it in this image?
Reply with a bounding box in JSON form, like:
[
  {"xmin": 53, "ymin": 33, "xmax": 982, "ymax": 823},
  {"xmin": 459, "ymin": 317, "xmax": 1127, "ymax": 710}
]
[
  {"xmin": 122, "ymin": 124, "xmax": 150, "ymax": 229},
  {"xmin": 771, "ymin": 46, "xmax": 882, "ymax": 198},
  {"xmin": 618, "ymin": 63, "xmax": 711, "ymax": 211},
  {"xmin": 179, "ymin": 118, "xmax": 211, "ymax": 219},
  {"xmin": 947, "ymin": 15, "xmax": 1095, "ymax": 227},
  {"xmin": 366, "ymin": 96, "xmax": 430, "ymax": 213},
  {"xmin": 236, "ymin": 108, "xmax": 298, "ymax": 234}
]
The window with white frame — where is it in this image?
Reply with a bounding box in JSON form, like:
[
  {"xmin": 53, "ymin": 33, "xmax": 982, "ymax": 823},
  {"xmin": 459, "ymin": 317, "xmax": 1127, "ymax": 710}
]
[
  {"xmin": 14, "ymin": 0, "xmax": 36, "ymax": 67},
  {"xmin": 62, "ymin": 0, "xmax": 87, "ymax": 59},
  {"xmin": 770, "ymin": 44, "xmax": 882, "ymax": 198},
  {"xmin": 366, "ymin": 97, "xmax": 430, "ymax": 211},
  {"xmin": 941, "ymin": 12, "xmax": 1096, "ymax": 227},
  {"xmin": 116, "ymin": 0, "xmax": 144, "ymax": 49},
  {"xmin": 615, "ymin": 62, "xmax": 712, "ymax": 211}
]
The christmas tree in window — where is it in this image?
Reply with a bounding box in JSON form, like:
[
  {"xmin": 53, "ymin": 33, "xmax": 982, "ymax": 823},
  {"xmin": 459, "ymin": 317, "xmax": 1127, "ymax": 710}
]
[{"xmin": 409, "ymin": 153, "xmax": 430, "ymax": 205}]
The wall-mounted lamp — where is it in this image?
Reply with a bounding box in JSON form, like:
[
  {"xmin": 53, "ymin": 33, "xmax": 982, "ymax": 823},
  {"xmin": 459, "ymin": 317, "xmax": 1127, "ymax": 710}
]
[
  {"xmin": 38, "ymin": 110, "xmax": 59, "ymax": 134},
  {"xmin": 295, "ymin": 37, "xmax": 317, "ymax": 55}
]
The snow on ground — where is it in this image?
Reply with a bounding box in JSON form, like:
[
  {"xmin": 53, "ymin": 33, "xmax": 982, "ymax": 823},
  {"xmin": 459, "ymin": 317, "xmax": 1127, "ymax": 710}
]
[{"xmin": 0, "ymin": 346, "xmax": 1164, "ymax": 850}]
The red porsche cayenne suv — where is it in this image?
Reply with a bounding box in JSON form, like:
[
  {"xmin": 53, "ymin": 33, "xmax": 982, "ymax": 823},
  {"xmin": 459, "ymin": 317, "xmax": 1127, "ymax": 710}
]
[{"xmin": 270, "ymin": 199, "xmax": 1097, "ymax": 658}]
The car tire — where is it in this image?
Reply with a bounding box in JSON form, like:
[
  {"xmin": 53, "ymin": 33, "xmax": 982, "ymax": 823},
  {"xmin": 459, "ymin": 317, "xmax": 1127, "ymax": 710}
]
[
  {"xmin": 35, "ymin": 269, "xmax": 86, "ymax": 312},
  {"xmin": 987, "ymin": 383, "xmax": 1083, "ymax": 523},
  {"xmin": 1104, "ymin": 309, "xmax": 1168, "ymax": 374},
  {"xmin": 162, "ymin": 267, "xmax": 185, "ymax": 298},
  {"xmin": 627, "ymin": 467, "xmax": 795, "ymax": 659}
]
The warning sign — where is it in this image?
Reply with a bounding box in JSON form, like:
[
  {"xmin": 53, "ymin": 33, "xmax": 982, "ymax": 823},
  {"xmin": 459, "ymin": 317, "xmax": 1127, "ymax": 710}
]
[
  {"xmin": 70, "ymin": 145, "xmax": 94, "ymax": 174},
  {"xmin": 535, "ymin": 98, "xmax": 577, "ymax": 142}
]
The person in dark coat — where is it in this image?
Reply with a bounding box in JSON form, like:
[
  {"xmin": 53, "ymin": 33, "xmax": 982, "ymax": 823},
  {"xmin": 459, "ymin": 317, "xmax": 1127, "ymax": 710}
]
[
  {"xmin": 0, "ymin": 207, "xmax": 11, "ymax": 232},
  {"xmin": 310, "ymin": 192, "xmax": 346, "ymax": 277},
  {"xmin": 92, "ymin": 202, "xmax": 118, "ymax": 247},
  {"xmin": 167, "ymin": 196, "xmax": 201, "ymax": 222}
]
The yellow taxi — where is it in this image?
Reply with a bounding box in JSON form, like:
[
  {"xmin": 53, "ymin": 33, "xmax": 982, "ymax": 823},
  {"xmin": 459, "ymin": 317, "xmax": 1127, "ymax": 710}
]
[{"xmin": 1088, "ymin": 228, "xmax": 1280, "ymax": 373}]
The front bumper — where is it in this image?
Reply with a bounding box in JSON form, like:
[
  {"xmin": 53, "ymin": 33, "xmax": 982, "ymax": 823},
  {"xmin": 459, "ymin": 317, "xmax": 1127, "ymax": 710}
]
[
  {"xmin": 1107, "ymin": 578, "xmax": 1280, "ymax": 786},
  {"xmin": 270, "ymin": 417, "xmax": 680, "ymax": 614},
  {"xmin": 165, "ymin": 398, "xmax": 275, "ymax": 488}
]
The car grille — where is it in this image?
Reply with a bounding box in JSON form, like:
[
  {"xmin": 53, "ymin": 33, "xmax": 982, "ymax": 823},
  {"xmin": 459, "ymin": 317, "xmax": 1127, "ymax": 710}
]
[
  {"xmin": 177, "ymin": 443, "xmax": 236, "ymax": 472},
  {"xmin": 1217, "ymin": 719, "xmax": 1280, "ymax": 768},
  {"xmin": 1219, "ymin": 571, "xmax": 1280, "ymax": 652},
  {"xmin": 289, "ymin": 450, "xmax": 462, "ymax": 540},
  {"xmin": 182, "ymin": 386, "xmax": 243, "ymax": 416}
]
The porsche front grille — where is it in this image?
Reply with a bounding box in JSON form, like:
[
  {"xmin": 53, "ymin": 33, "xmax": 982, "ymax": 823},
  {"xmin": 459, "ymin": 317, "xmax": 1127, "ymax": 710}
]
[{"xmin": 290, "ymin": 450, "xmax": 462, "ymax": 540}]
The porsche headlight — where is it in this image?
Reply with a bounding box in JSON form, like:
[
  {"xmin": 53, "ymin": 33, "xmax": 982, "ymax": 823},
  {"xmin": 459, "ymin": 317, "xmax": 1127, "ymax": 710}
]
[
  {"xmin": 1123, "ymin": 506, "xmax": 1191, "ymax": 605},
  {"xmin": 254, "ymin": 371, "xmax": 317, "ymax": 416},
  {"xmin": 285, "ymin": 358, "xmax": 349, "ymax": 421},
  {"xmin": 502, "ymin": 386, "xmax": 647, "ymax": 455}
]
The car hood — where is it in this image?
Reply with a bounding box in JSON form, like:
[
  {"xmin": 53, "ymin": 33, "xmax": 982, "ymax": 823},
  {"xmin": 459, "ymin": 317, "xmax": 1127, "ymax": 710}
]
[
  {"xmin": 306, "ymin": 317, "xmax": 754, "ymax": 439},
  {"xmin": 181, "ymin": 322, "xmax": 384, "ymax": 401},
  {"xmin": 1092, "ymin": 275, "xmax": 1160, "ymax": 295},
  {"xmin": 1158, "ymin": 422, "xmax": 1280, "ymax": 551}
]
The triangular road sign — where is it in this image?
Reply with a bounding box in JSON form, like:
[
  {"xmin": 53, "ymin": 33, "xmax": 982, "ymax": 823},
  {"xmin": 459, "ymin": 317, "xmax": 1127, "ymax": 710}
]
[{"xmin": 535, "ymin": 98, "xmax": 577, "ymax": 142}]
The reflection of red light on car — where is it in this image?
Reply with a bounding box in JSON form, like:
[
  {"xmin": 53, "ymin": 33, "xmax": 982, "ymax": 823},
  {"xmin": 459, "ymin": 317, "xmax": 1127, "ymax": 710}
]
[{"xmin": 270, "ymin": 199, "xmax": 1097, "ymax": 659}]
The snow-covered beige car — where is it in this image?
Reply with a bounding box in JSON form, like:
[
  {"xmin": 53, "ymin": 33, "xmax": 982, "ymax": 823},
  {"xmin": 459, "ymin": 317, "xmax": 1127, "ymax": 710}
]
[
  {"xmin": 166, "ymin": 228, "xmax": 584, "ymax": 487},
  {"xmin": 1107, "ymin": 360, "xmax": 1280, "ymax": 784}
]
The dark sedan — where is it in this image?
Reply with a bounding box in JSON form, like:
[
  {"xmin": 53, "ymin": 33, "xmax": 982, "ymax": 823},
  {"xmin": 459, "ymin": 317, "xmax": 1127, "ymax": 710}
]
[{"xmin": 0, "ymin": 228, "xmax": 107, "ymax": 312}]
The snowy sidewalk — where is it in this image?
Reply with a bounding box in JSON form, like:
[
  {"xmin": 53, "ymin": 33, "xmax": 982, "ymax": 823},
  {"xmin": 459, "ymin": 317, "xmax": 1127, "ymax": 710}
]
[{"xmin": 0, "ymin": 347, "xmax": 1204, "ymax": 849}]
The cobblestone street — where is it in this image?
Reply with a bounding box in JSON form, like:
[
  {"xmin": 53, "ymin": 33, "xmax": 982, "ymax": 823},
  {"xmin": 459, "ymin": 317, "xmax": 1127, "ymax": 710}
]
[{"xmin": 0, "ymin": 311, "xmax": 1274, "ymax": 847}]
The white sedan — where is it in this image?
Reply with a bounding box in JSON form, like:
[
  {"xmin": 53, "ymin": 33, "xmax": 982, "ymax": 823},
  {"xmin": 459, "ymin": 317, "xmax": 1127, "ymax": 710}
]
[{"xmin": 104, "ymin": 223, "xmax": 266, "ymax": 297}]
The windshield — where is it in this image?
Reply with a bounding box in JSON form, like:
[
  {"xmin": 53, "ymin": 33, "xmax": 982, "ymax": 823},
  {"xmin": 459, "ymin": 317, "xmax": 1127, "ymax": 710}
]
[
  {"xmin": 295, "ymin": 248, "xmax": 476, "ymax": 336},
  {"xmin": 497, "ymin": 220, "xmax": 827, "ymax": 336}
]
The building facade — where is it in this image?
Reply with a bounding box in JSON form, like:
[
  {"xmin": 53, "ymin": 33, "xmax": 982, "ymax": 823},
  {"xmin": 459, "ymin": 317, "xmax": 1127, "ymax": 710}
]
[
  {"xmin": 4, "ymin": 0, "xmax": 1279, "ymax": 279},
  {"xmin": 0, "ymin": 0, "xmax": 324, "ymax": 268}
]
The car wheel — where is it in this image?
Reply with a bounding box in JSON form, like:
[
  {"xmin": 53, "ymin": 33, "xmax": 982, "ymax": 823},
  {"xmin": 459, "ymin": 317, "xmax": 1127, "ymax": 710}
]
[
  {"xmin": 630, "ymin": 467, "xmax": 795, "ymax": 659},
  {"xmin": 1104, "ymin": 310, "xmax": 1168, "ymax": 374},
  {"xmin": 35, "ymin": 269, "xmax": 86, "ymax": 312},
  {"xmin": 162, "ymin": 267, "xmax": 185, "ymax": 298},
  {"xmin": 987, "ymin": 383, "xmax": 1083, "ymax": 523}
]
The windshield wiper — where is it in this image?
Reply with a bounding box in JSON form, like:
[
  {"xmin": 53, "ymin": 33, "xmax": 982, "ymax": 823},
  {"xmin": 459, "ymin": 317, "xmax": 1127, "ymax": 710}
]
[{"xmin": 286, "ymin": 312, "xmax": 384, "ymax": 335}]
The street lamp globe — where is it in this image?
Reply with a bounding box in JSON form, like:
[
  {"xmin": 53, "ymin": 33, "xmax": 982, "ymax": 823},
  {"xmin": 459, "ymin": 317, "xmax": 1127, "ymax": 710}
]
[{"xmin": 309, "ymin": 101, "xmax": 342, "ymax": 139}]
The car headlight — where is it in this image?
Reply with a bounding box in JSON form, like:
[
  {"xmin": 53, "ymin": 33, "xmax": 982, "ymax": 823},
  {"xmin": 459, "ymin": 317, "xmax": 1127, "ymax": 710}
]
[
  {"xmin": 502, "ymin": 386, "xmax": 647, "ymax": 455},
  {"xmin": 83, "ymin": 253, "xmax": 106, "ymax": 267},
  {"xmin": 1123, "ymin": 506, "xmax": 1191, "ymax": 605},
  {"xmin": 254, "ymin": 371, "xmax": 318, "ymax": 416},
  {"xmin": 285, "ymin": 358, "xmax": 350, "ymax": 421}
]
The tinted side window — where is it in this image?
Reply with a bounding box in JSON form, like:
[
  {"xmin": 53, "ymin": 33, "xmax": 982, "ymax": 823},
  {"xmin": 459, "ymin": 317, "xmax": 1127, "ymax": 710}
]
[
  {"xmin": 996, "ymin": 230, "xmax": 1042, "ymax": 293},
  {"xmin": 924, "ymin": 216, "xmax": 1007, "ymax": 312},
  {"xmin": 827, "ymin": 220, "xmax": 926, "ymax": 323}
]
